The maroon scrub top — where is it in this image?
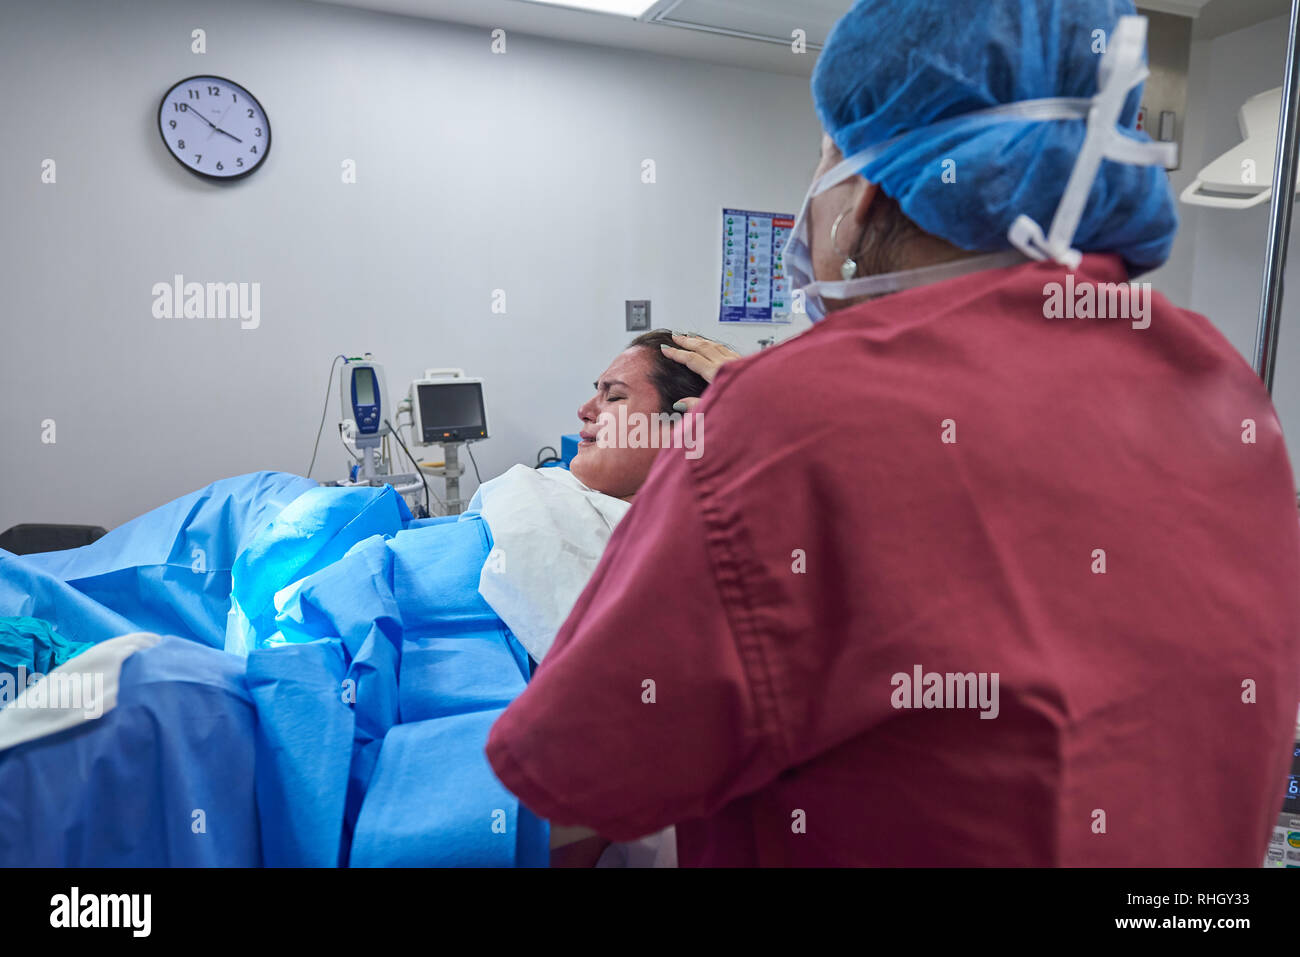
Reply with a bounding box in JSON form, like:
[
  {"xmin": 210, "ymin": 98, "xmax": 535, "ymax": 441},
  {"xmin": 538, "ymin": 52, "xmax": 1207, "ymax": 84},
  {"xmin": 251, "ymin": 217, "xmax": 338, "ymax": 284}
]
[{"xmin": 487, "ymin": 254, "xmax": 1300, "ymax": 866}]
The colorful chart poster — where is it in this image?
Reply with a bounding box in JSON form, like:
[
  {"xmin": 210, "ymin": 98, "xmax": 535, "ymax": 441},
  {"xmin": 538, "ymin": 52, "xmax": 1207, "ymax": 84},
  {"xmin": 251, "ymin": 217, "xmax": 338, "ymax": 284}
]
[{"xmin": 719, "ymin": 208, "xmax": 794, "ymax": 323}]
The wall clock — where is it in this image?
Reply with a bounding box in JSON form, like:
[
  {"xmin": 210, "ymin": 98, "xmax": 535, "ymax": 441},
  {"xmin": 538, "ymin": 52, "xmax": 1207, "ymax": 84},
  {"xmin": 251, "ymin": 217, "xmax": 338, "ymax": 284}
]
[{"xmin": 157, "ymin": 75, "xmax": 271, "ymax": 181}]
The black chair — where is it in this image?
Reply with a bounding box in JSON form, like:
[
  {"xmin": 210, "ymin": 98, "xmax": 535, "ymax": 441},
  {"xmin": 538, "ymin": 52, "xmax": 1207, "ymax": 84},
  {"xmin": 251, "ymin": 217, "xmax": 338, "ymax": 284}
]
[{"xmin": 0, "ymin": 524, "xmax": 107, "ymax": 555}]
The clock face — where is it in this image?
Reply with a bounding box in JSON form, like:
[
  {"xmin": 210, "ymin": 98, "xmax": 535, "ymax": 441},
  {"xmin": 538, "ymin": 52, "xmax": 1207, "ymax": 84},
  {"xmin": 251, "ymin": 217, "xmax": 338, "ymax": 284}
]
[{"xmin": 157, "ymin": 75, "xmax": 270, "ymax": 181}]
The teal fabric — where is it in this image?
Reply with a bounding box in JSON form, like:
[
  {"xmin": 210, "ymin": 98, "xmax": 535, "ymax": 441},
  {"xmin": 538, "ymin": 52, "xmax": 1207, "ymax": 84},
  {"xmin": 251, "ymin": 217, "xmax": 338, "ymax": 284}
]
[{"xmin": 0, "ymin": 615, "xmax": 91, "ymax": 686}]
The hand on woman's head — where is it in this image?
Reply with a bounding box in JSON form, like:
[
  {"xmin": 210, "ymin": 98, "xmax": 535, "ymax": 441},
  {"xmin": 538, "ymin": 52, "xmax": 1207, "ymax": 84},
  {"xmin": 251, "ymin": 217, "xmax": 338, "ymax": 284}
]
[{"xmin": 658, "ymin": 333, "xmax": 741, "ymax": 410}]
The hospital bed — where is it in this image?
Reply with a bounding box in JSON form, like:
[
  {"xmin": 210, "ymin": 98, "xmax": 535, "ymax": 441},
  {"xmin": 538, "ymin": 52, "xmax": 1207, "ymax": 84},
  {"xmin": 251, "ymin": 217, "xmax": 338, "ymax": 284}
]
[{"xmin": 0, "ymin": 471, "xmax": 548, "ymax": 867}]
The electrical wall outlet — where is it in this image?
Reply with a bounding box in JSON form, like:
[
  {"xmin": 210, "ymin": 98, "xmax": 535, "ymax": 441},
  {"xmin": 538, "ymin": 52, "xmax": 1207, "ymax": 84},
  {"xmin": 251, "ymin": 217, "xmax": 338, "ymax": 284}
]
[{"xmin": 625, "ymin": 299, "xmax": 651, "ymax": 331}]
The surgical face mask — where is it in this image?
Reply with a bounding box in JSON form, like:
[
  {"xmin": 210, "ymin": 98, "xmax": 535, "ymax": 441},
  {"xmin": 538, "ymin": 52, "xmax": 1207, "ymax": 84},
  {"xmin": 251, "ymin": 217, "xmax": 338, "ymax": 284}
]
[{"xmin": 782, "ymin": 15, "xmax": 1175, "ymax": 321}]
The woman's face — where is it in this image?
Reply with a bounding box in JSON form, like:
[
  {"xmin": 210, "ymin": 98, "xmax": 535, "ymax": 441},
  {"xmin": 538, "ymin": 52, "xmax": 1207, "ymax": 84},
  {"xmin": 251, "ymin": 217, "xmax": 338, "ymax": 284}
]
[{"xmin": 570, "ymin": 347, "xmax": 665, "ymax": 501}]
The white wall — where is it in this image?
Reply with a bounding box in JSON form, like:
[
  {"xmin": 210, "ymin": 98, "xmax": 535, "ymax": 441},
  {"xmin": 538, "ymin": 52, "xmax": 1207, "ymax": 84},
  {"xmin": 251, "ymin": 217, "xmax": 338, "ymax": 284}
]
[
  {"xmin": 0, "ymin": 0, "xmax": 820, "ymax": 531},
  {"xmin": 1167, "ymin": 13, "xmax": 1300, "ymax": 479},
  {"xmin": 14, "ymin": 0, "xmax": 1286, "ymax": 533}
]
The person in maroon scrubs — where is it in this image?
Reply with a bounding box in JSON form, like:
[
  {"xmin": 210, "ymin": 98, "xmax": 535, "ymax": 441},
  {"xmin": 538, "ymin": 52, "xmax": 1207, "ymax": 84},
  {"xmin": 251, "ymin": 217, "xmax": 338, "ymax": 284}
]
[{"xmin": 488, "ymin": 0, "xmax": 1300, "ymax": 866}]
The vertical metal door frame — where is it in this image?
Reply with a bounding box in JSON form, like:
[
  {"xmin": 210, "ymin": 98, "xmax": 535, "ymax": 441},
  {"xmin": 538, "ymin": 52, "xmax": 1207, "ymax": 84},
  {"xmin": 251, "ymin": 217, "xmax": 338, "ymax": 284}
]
[{"xmin": 1254, "ymin": 0, "xmax": 1300, "ymax": 392}]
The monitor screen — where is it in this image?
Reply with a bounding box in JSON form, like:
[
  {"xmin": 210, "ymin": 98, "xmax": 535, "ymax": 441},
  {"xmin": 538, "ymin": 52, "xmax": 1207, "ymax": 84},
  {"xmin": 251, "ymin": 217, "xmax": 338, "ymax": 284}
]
[
  {"xmin": 417, "ymin": 381, "xmax": 486, "ymax": 442},
  {"xmin": 1283, "ymin": 742, "xmax": 1300, "ymax": 816},
  {"xmin": 353, "ymin": 368, "xmax": 376, "ymax": 407}
]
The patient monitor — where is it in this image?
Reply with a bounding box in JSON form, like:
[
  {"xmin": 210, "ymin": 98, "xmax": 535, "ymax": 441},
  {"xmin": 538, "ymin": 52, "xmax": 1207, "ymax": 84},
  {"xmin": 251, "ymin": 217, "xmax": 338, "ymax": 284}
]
[
  {"xmin": 341, "ymin": 358, "xmax": 389, "ymax": 446},
  {"xmin": 324, "ymin": 357, "xmax": 486, "ymax": 517},
  {"xmin": 407, "ymin": 369, "xmax": 487, "ymax": 515},
  {"xmin": 409, "ymin": 369, "xmax": 488, "ymax": 445},
  {"xmin": 336, "ymin": 355, "xmax": 412, "ymax": 489}
]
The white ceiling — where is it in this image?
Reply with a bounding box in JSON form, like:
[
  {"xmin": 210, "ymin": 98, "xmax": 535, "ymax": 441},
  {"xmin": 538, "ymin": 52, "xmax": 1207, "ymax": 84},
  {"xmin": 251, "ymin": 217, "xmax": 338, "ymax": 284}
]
[
  {"xmin": 306, "ymin": 0, "xmax": 846, "ymax": 76},
  {"xmin": 1140, "ymin": 0, "xmax": 1213, "ymax": 18},
  {"xmin": 1191, "ymin": 0, "xmax": 1291, "ymax": 39},
  {"xmin": 306, "ymin": 0, "xmax": 1296, "ymax": 77}
]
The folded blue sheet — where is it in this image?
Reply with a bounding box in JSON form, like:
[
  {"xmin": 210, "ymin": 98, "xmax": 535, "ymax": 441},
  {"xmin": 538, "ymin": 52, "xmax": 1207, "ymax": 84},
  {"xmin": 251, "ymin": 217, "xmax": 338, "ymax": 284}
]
[
  {"xmin": 7, "ymin": 471, "xmax": 318, "ymax": 649},
  {"xmin": 0, "ymin": 472, "xmax": 548, "ymax": 867},
  {"xmin": 0, "ymin": 636, "xmax": 260, "ymax": 866}
]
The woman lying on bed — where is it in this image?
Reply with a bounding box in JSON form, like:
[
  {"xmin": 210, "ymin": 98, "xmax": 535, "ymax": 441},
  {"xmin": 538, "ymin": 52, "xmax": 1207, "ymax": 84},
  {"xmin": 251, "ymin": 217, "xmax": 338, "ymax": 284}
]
[
  {"xmin": 478, "ymin": 329, "xmax": 728, "ymax": 866},
  {"xmin": 0, "ymin": 329, "xmax": 737, "ymax": 869},
  {"xmin": 477, "ymin": 329, "xmax": 718, "ymax": 665}
]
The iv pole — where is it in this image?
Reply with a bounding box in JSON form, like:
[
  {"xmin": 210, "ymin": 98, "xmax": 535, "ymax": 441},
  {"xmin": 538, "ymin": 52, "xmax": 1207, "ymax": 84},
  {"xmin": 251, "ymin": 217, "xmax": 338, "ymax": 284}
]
[{"xmin": 1255, "ymin": 0, "xmax": 1300, "ymax": 393}]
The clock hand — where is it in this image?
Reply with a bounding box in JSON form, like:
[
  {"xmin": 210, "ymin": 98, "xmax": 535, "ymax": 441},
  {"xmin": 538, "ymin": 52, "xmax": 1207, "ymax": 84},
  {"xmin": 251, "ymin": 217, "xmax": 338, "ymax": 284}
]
[
  {"xmin": 181, "ymin": 103, "xmax": 219, "ymax": 133},
  {"xmin": 182, "ymin": 100, "xmax": 243, "ymax": 144},
  {"xmin": 205, "ymin": 99, "xmax": 237, "ymax": 140}
]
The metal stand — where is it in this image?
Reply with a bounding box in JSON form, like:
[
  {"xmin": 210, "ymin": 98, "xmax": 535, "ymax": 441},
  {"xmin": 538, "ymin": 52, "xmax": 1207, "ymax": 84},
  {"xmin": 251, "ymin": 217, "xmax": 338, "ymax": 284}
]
[
  {"xmin": 356, "ymin": 435, "xmax": 382, "ymax": 480},
  {"xmin": 1255, "ymin": 0, "xmax": 1300, "ymax": 393},
  {"xmin": 443, "ymin": 444, "xmax": 464, "ymax": 514}
]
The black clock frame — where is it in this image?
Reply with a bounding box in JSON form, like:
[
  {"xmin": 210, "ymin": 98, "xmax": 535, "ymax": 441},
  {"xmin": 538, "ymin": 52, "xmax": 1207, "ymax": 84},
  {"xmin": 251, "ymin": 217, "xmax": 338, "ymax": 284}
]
[{"xmin": 157, "ymin": 74, "xmax": 272, "ymax": 183}]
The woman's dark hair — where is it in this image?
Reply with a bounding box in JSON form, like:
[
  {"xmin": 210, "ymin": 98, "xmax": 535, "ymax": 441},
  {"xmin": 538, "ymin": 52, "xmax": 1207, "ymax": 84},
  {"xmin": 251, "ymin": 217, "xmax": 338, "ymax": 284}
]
[{"xmin": 628, "ymin": 329, "xmax": 712, "ymax": 412}]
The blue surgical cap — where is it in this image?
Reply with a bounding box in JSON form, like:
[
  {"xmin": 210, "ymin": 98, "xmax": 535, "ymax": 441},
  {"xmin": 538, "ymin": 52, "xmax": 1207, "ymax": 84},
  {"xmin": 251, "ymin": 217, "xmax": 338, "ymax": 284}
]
[{"xmin": 812, "ymin": 0, "xmax": 1178, "ymax": 276}]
